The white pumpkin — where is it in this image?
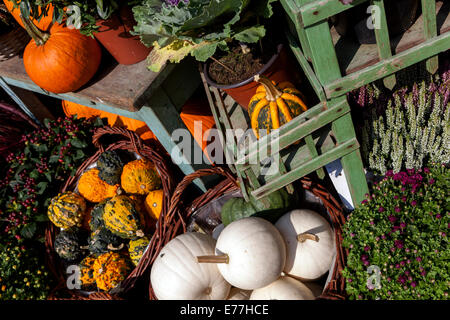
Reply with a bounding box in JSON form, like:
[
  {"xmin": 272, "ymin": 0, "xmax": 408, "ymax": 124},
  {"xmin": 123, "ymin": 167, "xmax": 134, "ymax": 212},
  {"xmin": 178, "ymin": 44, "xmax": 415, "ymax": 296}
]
[
  {"xmin": 304, "ymin": 281, "xmax": 324, "ymax": 298},
  {"xmin": 275, "ymin": 209, "xmax": 334, "ymax": 280},
  {"xmin": 198, "ymin": 217, "xmax": 286, "ymax": 290},
  {"xmin": 250, "ymin": 276, "xmax": 315, "ymax": 300},
  {"xmin": 227, "ymin": 287, "xmax": 252, "ymax": 300},
  {"xmin": 150, "ymin": 232, "xmax": 231, "ymax": 300}
]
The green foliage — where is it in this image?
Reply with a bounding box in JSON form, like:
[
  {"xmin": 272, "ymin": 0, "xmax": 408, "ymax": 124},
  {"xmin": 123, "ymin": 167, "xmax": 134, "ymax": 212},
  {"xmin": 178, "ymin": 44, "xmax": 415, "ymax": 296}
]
[
  {"xmin": 0, "ymin": 115, "xmax": 105, "ymax": 242},
  {"xmin": 132, "ymin": 0, "xmax": 276, "ymax": 71},
  {"xmin": 0, "ymin": 241, "xmax": 53, "ymax": 300},
  {"xmin": 10, "ymin": 0, "xmax": 138, "ymax": 37},
  {"xmin": 342, "ymin": 164, "xmax": 449, "ymax": 300},
  {"xmin": 361, "ymin": 80, "xmax": 450, "ymax": 175}
]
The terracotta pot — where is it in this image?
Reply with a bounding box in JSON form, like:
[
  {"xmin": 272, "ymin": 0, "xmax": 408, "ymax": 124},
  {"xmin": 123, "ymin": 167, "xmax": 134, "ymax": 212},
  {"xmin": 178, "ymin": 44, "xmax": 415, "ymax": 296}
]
[
  {"xmin": 94, "ymin": 6, "xmax": 151, "ymax": 65},
  {"xmin": 203, "ymin": 44, "xmax": 302, "ymax": 109}
]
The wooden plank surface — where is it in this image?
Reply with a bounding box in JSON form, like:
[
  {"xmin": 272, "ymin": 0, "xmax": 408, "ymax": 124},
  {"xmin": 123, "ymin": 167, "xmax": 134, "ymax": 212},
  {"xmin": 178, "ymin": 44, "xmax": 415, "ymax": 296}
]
[
  {"xmin": 0, "ymin": 53, "xmax": 174, "ymax": 112},
  {"xmin": 331, "ymin": 0, "xmax": 449, "ymax": 76}
]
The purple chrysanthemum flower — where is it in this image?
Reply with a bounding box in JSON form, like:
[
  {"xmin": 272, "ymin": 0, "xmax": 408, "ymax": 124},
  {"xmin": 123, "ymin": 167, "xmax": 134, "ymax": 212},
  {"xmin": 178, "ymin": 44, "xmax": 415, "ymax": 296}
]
[
  {"xmin": 378, "ymin": 206, "xmax": 385, "ymax": 213},
  {"xmin": 388, "ymin": 215, "xmax": 397, "ymax": 223},
  {"xmin": 411, "ymin": 200, "xmax": 417, "ymax": 206},
  {"xmin": 394, "ymin": 240, "xmax": 404, "ymax": 249},
  {"xmin": 400, "ymin": 222, "xmax": 406, "ymax": 228},
  {"xmin": 411, "ymin": 282, "xmax": 417, "ymax": 288},
  {"xmin": 364, "ymin": 246, "xmax": 371, "ymax": 252},
  {"xmin": 395, "ymin": 206, "xmax": 401, "ymax": 213},
  {"xmin": 429, "ymin": 178, "xmax": 435, "ymax": 185},
  {"xmin": 416, "ymin": 257, "xmax": 422, "ymax": 262},
  {"xmin": 436, "ymin": 214, "xmax": 442, "ymax": 219}
]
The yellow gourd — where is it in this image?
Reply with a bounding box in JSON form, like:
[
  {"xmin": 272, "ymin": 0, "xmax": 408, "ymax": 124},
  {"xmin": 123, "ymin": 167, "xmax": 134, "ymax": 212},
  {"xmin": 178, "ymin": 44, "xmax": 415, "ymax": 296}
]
[
  {"xmin": 120, "ymin": 159, "xmax": 161, "ymax": 195},
  {"xmin": 78, "ymin": 168, "xmax": 120, "ymax": 203}
]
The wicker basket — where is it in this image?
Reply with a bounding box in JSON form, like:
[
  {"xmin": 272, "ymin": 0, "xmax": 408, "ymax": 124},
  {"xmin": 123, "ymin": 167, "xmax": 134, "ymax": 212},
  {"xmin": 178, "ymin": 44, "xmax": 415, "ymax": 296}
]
[
  {"xmin": 143, "ymin": 166, "xmax": 348, "ymax": 300},
  {"xmin": 45, "ymin": 126, "xmax": 177, "ymax": 300},
  {"xmin": 0, "ymin": 22, "xmax": 29, "ymax": 62}
]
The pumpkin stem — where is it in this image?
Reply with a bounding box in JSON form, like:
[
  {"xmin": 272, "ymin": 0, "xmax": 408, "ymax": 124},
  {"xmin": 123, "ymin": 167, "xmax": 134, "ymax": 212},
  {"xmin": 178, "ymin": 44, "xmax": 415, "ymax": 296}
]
[
  {"xmin": 20, "ymin": 13, "xmax": 49, "ymax": 46},
  {"xmin": 254, "ymin": 74, "xmax": 282, "ymax": 101},
  {"xmin": 197, "ymin": 254, "xmax": 229, "ymax": 264},
  {"xmin": 297, "ymin": 233, "xmax": 320, "ymax": 243}
]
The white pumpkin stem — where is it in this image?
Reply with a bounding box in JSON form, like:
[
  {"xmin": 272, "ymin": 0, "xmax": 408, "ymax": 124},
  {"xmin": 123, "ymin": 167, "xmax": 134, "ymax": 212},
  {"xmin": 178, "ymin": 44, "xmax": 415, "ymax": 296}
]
[
  {"xmin": 254, "ymin": 74, "xmax": 282, "ymax": 101},
  {"xmin": 197, "ymin": 254, "xmax": 229, "ymax": 264},
  {"xmin": 107, "ymin": 243, "xmax": 124, "ymax": 251},
  {"xmin": 297, "ymin": 233, "xmax": 319, "ymax": 243}
]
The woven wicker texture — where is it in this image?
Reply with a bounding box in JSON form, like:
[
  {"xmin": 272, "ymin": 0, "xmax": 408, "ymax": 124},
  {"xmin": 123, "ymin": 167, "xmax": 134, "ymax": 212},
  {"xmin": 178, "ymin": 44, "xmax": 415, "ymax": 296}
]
[
  {"xmin": 0, "ymin": 25, "xmax": 29, "ymax": 62},
  {"xmin": 45, "ymin": 126, "xmax": 176, "ymax": 300}
]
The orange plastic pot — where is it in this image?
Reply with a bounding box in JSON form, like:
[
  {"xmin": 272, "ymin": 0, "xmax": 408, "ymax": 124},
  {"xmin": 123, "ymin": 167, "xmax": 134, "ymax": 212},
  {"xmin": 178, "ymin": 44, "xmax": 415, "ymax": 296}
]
[
  {"xmin": 94, "ymin": 6, "xmax": 151, "ymax": 65},
  {"xmin": 203, "ymin": 44, "xmax": 302, "ymax": 110}
]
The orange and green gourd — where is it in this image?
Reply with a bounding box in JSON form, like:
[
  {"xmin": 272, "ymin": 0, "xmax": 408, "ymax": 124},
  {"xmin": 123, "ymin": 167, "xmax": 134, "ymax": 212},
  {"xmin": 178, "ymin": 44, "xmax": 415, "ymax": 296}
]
[
  {"xmin": 121, "ymin": 159, "xmax": 161, "ymax": 195},
  {"xmin": 78, "ymin": 168, "xmax": 120, "ymax": 203},
  {"xmin": 79, "ymin": 255, "xmax": 97, "ymax": 288},
  {"xmin": 144, "ymin": 189, "xmax": 164, "ymax": 221},
  {"xmin": 248, "ymin": 75, "xmax": 308, "ymax": 139},
  {"xmin": 93, "ymin": 252, "xmax": 132, "ymax": 291},
  {"xmin": 128, "ymin": 236, "xmax": 150, "ymax": 266},
  {"xmin": 47, "ymin": 191, "xmax": 86, "ymax": 229},
  {"xmin": 103, "ymin": 195, "xmax": 145, "ymax": 240}
]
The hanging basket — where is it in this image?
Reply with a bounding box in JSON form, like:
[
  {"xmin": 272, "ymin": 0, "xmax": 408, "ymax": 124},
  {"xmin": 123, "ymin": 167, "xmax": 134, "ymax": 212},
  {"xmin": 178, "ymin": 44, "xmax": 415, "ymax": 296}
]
[
  {"xmin": 143, "ymin": 166, "xmax": 348, "ymax": 300},
  {"xmin": 44, "ymin": 126, "xmax": 176, "ymax": 300}
]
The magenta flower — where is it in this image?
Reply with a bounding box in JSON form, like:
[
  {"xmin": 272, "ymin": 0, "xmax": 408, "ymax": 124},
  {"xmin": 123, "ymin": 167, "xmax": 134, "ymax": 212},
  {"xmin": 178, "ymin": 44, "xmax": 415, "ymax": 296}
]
[
  {"xmin": 416, "ymin": 257, "xmax": 422, "ymax": 262},
  {"xmin": 421, "ymin": 271, "xmax": 426, "ymax": 276},
  {"xmin": 429, "ymin": 178, "xmax": 435, "ymax": 185},
  {"xmin": 400, "ymin": 261, "xmax": 406, "ymax": 266},
  {"xmin": 388, "ymin": 215, "xmax": 397, "ymax": 223},
  {"xmin": 370, "ymin": 220, "xmax": 374, "ymax": 225},
  {"xmin": 423, "ymin": 167, "xmax": 430, "ymax": 173},
  {"xmin": 393, "ymin": 195, "xmax": 399, "ymax": 200},
  {"xmin": 361, "ymin": 254, "xmax": 369, "ymax": 261},
  {"xmin": 411, "ymin": 282, "xmax": 417, "ymax": 288},
  {"xmin": 400, "ymin": 222, "xmax": 406, "ymax": 228},
  {"xmin": 436, "ymin": 214, "xmax": 442, "ymax": 219},
  {"xmin": 364, "ymin": 246, "xmax": 371, "ymax": 252},
  {"xmin": 395, "ymin": 206, "xmax": 401, "ymax": 213},
  {"xmin": 411, "ymin": 200, "xmax": 417, "ymax": 206},
  {"xmin": 378, "ymin": 206, "xmax": 385, "ymax": 213},
  {"xmin": 401, "ymin": 196, "xmax": 407, "ymax": 202}
]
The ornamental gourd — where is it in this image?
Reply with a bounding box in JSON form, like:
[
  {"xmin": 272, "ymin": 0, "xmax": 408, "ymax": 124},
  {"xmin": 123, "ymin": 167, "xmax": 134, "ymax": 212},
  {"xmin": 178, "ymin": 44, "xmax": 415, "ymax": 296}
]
[
  {"xmin": 103, "ymin": 195, "xmax": 145, "ymax": 239},
  {"xmin": 47, "ymin": 191, "xmax": 86, "ymax": 229},
  {"xmin": 54, "ymin": 228, "xmax": 88, "ymax": 261},
  {"xmin": 97, "ymin": 150, "xmax": 124, "ymax": 186},
  {"xmin": 220, "ymin": 187, "xmax": 293, "ymax": 226},
  {"xmin": 121, "ymin": 159, "xmax": 161, "ymax": 195},
  {"xmin": 88, "ymin": 200, "xmax": 108, "ymax": 231},
  {"xmin": 275, "ymin": 209, "xmax": 334, "ymax": 281},
  {"xmin": 249, "ymin": 276, "xmax": 315, "ymax": 300},
  {"xmin": 88, "ymin": 227, "xmax": 128, "ymax": 255},
  {"xmin": 79, "ymin": 255, "xmax": 97, "ymax": 288},
  {"xmin": 93, "ymin": 252, "xmax": 132, "ymax": 292},
  {"xmin": 197, "ymin": 217, "xmax": 286, "ymax": 290},
  {"xmin": 21, "ymin": 15, "xmax": 101, "ymax": 94},
  {"xmin": 78, "ymin": 168, "xmax": 120, "ymax": 203},
  {"xmin": 151, "ymin": 232, "xmax": 231, "ymax": 300},
  {"xmin": 128, "ymin": 236, "xmax": 150, "ymax": 266},
  {"xmin": 248, "ymin": 75, "xmax": 307, "ymax": 139},
  {"xmin": 144, "ymin": 189, "xmax": 164, "ymax": 221}
]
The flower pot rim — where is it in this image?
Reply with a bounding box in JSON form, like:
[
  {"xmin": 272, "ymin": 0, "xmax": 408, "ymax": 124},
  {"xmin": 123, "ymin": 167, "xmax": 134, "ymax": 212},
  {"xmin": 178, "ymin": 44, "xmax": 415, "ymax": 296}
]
[{"xmin": 202, "ymin": 43, "xmax": 284, "ymax": 89}]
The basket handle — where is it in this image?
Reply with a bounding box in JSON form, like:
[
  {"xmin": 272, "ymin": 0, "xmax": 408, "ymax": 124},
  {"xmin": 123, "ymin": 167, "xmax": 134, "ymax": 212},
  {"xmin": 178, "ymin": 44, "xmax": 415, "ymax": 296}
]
[{"xmin": 92, "ymin": 126, "xmax": 144, "ymax": 156}]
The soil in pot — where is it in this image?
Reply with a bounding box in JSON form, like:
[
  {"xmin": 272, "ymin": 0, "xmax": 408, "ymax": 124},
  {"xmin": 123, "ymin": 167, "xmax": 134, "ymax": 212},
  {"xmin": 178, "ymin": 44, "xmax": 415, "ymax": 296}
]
[
  {"xmin": 205, "ymin": 36, "xmax": 305, "ymax": 109},
  {"xmin": 208, "ymin": 40, "xmax": 277, "ymax": 86}
]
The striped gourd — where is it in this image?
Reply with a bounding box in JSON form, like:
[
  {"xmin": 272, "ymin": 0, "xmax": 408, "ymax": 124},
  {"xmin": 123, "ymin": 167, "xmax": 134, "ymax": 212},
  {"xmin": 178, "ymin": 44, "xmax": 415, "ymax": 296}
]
[
  {"xmin": 120, "ymin": 159, "xmax": 161, "ymax": 195},
  {"xmin": 88, "ymin": 200, "xmax": 109, "ymax": 231},
  {"xmin": 128, "ymin": 236, "xmax": 150, "ymax": 266},
  {"xmin": 248, "ymin": 75, "xmax": 308, "ymax": 139},
  {"xmin": 47, "ymin": 192, "xmax": 86, "ymax": 229},
  {"xmin": 103, "ymin": 195, "xmax": 145, "ymax": 239}
]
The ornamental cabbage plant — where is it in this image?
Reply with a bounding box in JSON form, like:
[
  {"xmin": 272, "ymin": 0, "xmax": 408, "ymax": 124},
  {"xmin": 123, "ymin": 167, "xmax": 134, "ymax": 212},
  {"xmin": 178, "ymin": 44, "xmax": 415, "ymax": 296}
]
[{"xmin": 132, "ymin": 0, "xmax": 276, "ymax": 72}]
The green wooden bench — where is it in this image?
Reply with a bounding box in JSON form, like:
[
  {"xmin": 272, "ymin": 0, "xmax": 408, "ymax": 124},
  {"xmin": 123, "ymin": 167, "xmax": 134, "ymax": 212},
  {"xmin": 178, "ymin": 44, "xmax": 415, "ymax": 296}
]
[
  {"xmin": 0, "ymin": 55, "xmax": 213, "ymax": 191},
  {"xmin": 200, "ymin": 0, "xmax": 450, "ymax": 209}
]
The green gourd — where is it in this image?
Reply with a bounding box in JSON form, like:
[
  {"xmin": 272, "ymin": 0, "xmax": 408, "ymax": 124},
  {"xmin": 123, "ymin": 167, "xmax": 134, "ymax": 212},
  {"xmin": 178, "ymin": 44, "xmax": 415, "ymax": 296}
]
[
  {"xmin": 88, "ymin": 227, "xmax": 128, "ymax": 255},
  {"xmin": 221, "ymin": 188, "xmax": 294, "ymax": 226},
  {"xmin": 128, "ymin": 236, "xmax": 150, "ymax": 266},
  {"xmin": 54, "ymin": 228, "xmax": 88, "ymax": 261},
  {"xmin": 97, "ymin": 150, "xmax": 124, "ymax": 186},
  {"xmin": 89, "ymin": 199, "xmax": 109, "ymax": 231}
]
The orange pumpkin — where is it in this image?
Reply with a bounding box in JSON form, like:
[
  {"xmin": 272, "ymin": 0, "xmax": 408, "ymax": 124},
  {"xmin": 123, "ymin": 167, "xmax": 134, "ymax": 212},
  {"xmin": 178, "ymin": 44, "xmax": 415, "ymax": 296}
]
[
  {"xmin": 22, "ymin": 17, "xmax": 101, "ymax": 94},
  {"xmin": 3, "ymin": 0, "xmax": 54, "ymax": 31},
  {"xmin": 62, "ymin": 100, "xmax": 157, "ymax": 141}
]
